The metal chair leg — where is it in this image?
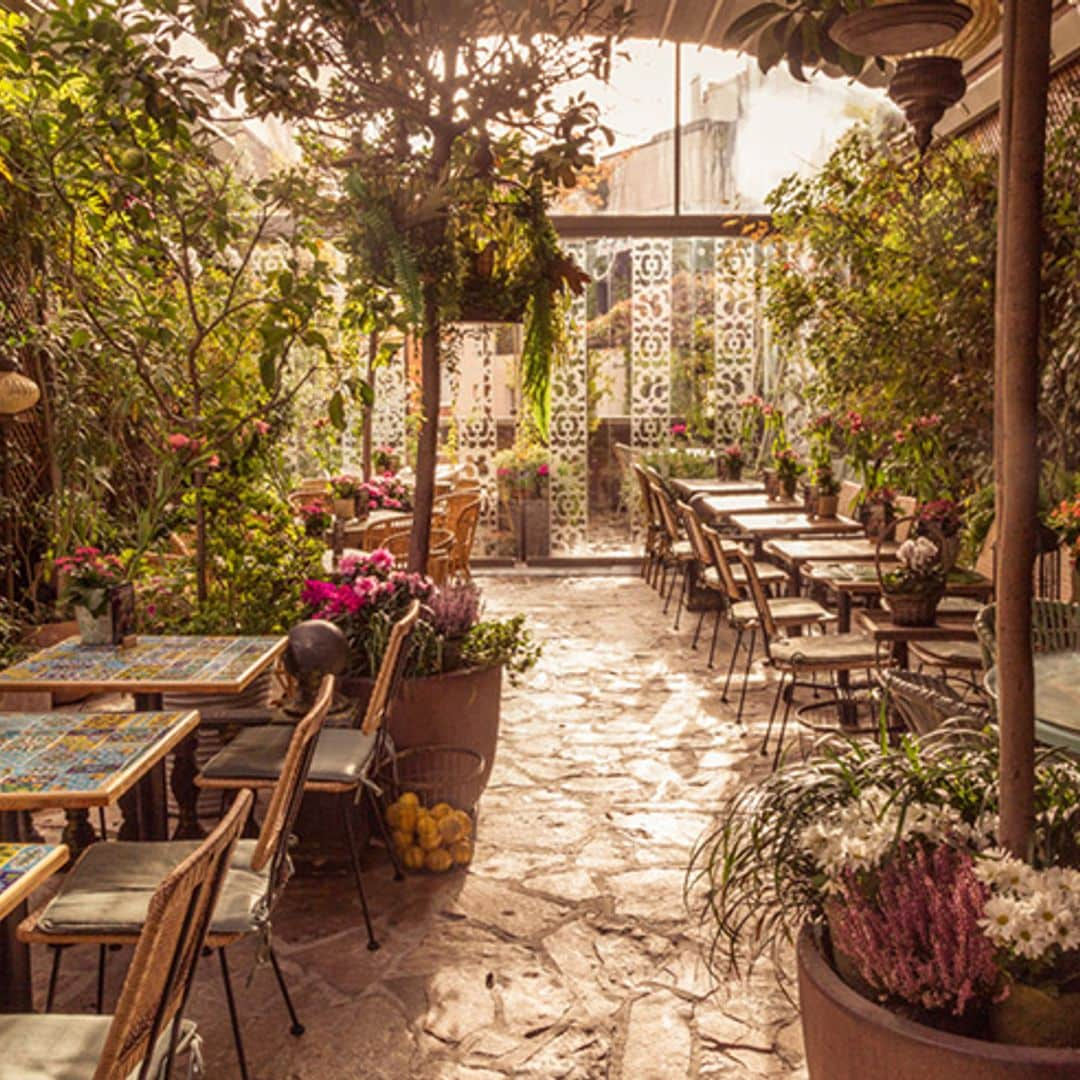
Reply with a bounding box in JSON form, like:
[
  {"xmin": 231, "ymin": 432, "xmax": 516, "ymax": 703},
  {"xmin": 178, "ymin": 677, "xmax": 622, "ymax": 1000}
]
[
  {"xmin": 268, "ymin": 944, "xmax": 305, "ymax": 1037},
  {"xmin": 662, "ymin": 563, "xmax": 677, "ymax": 614},
  {"xmin": 707, "ymin": 610, "xmax": 722, "ymax": 669},
  {"xmin": 772, "ymin": 679, "xmax": 796, "ymax": 771},
  {"xmin": 735, "ymin": 628, "xmax": 757, "ymax": 727},
  {"xmin": 343, "ymin": 804, "xmax": 380, "ymax": 951},
  {"xmin": 95, "ymin": 944, "xmax": 107, "ymax": 1014},
  {"xmin": 364, "ymin": 786, "xmax": 405, "ymax": 882},
  {"xmin": 218, "ymin": 948, "xmax": 251, "ymax": 1080},
  {"xmin": 721, "ymin": 627, "xmax": 743, "ymax": 702},
  {"xmin": 45, "ymin": 946, "xmax": 64, "ymax": 1012},
  {"xmin": 673, "ymin": 565, "xmax": 689, "ymax": 629},
  {"xmin": 692, "ymin": 609, "xmax": 705, "ymax": 650},
  {"xmin": 762, "ymin": 672, "xmax": 787, "ymax": 755}
]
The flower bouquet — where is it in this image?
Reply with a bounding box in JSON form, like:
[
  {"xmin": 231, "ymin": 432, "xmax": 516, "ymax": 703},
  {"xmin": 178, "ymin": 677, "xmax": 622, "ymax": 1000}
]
[
  {"xmin": 722, "ymin": 443, "xmax": 744, "ymax": 481},
  {"xmin": 917, "ymin": 499, "xmax": 964, "ymax": 571},
  {"xmin": 56, "ymin": 547, "xmax": 127, "ymax": 644},
  {"xmin": 298, "ymin": 502, "xmax": 332, "ymax": 538},
  {"xmin": 859, "ymin": 487, "xmax": 897, "ymax": 541},
  {"xmin": 773, "ymin": 447, "xmax": 803, "ymax": 500},
  {"xmin": 358, "ymin": 473, "xmax": 412, "ymax": 515},
  {"xmin": 1047, "ymin": 495, "xmax": 1080, "ymax": 596},
  {"xmin": 880, "ymin": 530, "xmax": 946, "ymax": 627}
]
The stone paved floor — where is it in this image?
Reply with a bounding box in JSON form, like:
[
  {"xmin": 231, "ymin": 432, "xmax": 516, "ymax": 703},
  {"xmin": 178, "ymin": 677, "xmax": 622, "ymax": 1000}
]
[{"xmin": 33, "ymin": 573, "xmax": 806, "ymax": 1078}]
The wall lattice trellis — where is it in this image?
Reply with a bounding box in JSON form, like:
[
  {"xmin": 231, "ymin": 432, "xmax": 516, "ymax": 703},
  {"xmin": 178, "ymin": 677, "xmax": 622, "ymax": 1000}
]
[
  {"xmin": 713, "ymin": 238, "xmax": 758, "ymax": 444},
  {"xmin": 630, "ymin": 238, "xmax": 673, "ymax": 453},
  {"xmin": 449, "ymin": 325, "xmax": 498, "ymax": 536},
  {"xmin": 371, "ymin": 352, "xmax": 407, "ymax": 460}
]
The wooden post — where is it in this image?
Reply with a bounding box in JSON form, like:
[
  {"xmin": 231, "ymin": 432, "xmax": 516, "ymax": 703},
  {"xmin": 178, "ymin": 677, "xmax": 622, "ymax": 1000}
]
[
  {"xmin": 994, "ymin": 0, "xmax": 1052, "ymax": 859},
  {"xmin": 362, "ymin": 331, "xmax": 375, "ymax": 482},
  {"xmin": 409, "ymin": 290, "xmax": 440, "ymax": 573}
]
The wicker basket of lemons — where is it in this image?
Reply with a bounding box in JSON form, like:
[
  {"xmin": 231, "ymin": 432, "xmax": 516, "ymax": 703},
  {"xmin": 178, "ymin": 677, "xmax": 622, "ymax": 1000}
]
[{"xmin": 380, "ymin": 746, "xmax": 485, "ymax": 874}]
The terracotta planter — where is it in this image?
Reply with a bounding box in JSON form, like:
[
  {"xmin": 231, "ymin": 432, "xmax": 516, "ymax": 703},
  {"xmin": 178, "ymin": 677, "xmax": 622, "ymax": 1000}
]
[
  {"xmin": 797, "ymin": 926, "xmax": 1080, "ymax": 1079},
  {"xmin": 722, "ymin": 459, "xmax": 743, "ymax": 481},
  {"xmin": 333, "ymin": 496, "xmax": 356, "ymax": 520},
  {"xmin": 763, "ymin": 469, "xmax": 779, "ymax": 500},
  {"xmin": 817, "ymin": 493, "xmax": 839, "ymax": 519},
  {"xmin": 509, "ymin": 495, "xmax": 551, "ymax": 560},
  {"xmin": 780, "ymin": 475, "xmax": 798, "ymax": 500}
]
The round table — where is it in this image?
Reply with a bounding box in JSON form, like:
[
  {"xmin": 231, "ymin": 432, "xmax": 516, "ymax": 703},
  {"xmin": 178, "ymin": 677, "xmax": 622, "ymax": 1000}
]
[{"xmin": 985, "ymin": 651, "xmax": 1080, "ymax": 755}]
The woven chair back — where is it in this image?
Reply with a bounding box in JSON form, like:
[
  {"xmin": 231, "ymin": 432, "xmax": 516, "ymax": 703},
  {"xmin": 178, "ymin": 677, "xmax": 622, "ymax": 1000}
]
[
  {"xmin": 360, "ymin": 600, "xmax": 422, "ymax": 737},
  {"xmin": 837, "ymin": 481, "xmax": 862, "ymax": 520},
  {"xmin": 649, "ymin": 481, "xmax": 681, "ymax": 546},
  {"xmin": 252, "ymin": 674, "xmax": 335, "ymax": 876},
  {"xmin": 94, "ymin": 790, "xmax": 252, "ymax": 1080},
  {"xmin": 701, "ymin": 525, "xmax": 742, "ymax": 602},
  {"xmin": 734, "ymin": 548, "xmax": 779, "ymax": 641},
  {"xmin": 975, "ymin": 599, "xmax": 1080, "ymax": 668},
  {"xmin": 383, "ymin": 528, "xmax": 412, "ymax": 567},
  {"xmin": 449, "ymin": 499, "xmax": 481, "ymax": 578},
  {"xmin": 677, "ymin": 501, "xmax": 712, "ymax": 566}
]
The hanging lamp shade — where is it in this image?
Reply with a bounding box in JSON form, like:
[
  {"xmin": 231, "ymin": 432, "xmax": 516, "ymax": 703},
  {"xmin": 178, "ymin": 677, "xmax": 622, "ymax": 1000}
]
[
  {"xmin": 0, "ymin": 366, "xmax": 40, "ymax": 416},
  {"xmin": 830, "ymin": 2, "xmax": 973, "ymax": 57}
]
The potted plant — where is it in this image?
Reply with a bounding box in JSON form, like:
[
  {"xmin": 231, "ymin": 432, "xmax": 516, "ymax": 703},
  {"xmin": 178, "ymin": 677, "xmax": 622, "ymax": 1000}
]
[
  {"xmin": 372, "ymin": 444, "xmax": 401, "ymax": 475},
  {"xmin": 298, "ymin": 502, "xmax": 332, "ymax": 539},
  {"xmin": 917, "ymin": 499, "xmax": 964, "ymax": 572},
  {"xmin": 774, "ymin": 447, "xmax": 803, "ymax": 501},
  {"xmin": 495, "ymin": 442, "xmax": 551, "ymax": 560},
  {"xmin": 328, "ymin": 474, "xmax": 361, "ymax": 520},
  {"xmin": 860, "ymin": 487, "xmax": 897, "ymax": 541},
  {"xmin": 1046, "ymin": 495, "xmax": 1080, "ymax": 599},
  {"xmin": 688, "ymin": 723, "xmax": 1080, "ymax": 1079},
  {"xmin": 880, "ymin": 531, "xmax": 946, "ymax": 627},
  {"xmin": 55, "ymin": 547, "xmax": 127, "ymax": 645},
  {"xmin": 813, "ymin": 464, "xmax": 841, "ymax": 519},
  {"xmin": 302, "ymin": 551, "xmax": 540, "ymax": 793},
  {"xmin": 357, "ymin": 473, "xmax": 412, "ymax": 516},
  {"xmin": 721, "ymin": 443, "xmax": 745, "ymax": 481}
]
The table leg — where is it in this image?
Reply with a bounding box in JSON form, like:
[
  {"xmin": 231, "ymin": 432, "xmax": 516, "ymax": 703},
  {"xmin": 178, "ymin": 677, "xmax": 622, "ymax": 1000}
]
[
  {"xmin": 838, "ymin": 593, "xmax": 852, "ymax": 634},
  {"xmin": 788, "ymin": 560, "xmax": 802, "ymax": 597},
  {"xmin": 62, "ymin": 809, "xmax": 98, "ymax": 855},
  {"xmin": 170, "ymin": 734, "xmax": 205, "ymax": 840},
  {"xmin": 0, "ymin": 812, "xmax": 31, "ymax": 1013}
]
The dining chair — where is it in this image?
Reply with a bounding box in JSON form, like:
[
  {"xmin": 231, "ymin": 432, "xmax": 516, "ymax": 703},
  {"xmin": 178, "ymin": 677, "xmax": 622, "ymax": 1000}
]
[
  {"xmin": 649, "ymin": 480, "xmax": 696, "ymax": 615},
  {"xmin": 6, "ymin": 790, "xmax": 252, "ymax": 1080},
  {"xmin": 877, "ymin": 669, "xmax": 990, "ymax": 736},
  {"xmin": 197, "ymin": 601, "xmax": 421, "ymax": 950},
  {"xmin": 20, "ymin": 682, "xmax": 333, "ymax": 1080},
  {"xmin": 363, "ymin": 517, "xmax": 411, "ymax": 550},
  {"xmin": 631, "ymin": 463, "xmax": 665, "ymax": 586},
  {"xmin": 701, "ymin": 525, "xmax": 834, "ymax": 719},
  {"xmin": 449, "ymin": 498, "xmax": 481, "ymax": 580},
  {"xmin": 837, "ymin": 481, "xmax": 862, "ymax": 520},
  {"xmin": 974, "ymin": 599, "xmax": 1080, "ymax": 668},
  {"xmin": 733, "ymin": 549, "xmax": 885, "ymax": 768}
]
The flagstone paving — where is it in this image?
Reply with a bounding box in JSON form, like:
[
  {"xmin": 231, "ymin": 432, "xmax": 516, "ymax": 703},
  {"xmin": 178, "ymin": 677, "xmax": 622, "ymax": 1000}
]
[{"xmin": 33, "ymin": 573, "xmax": 806, "ymax": 1078}]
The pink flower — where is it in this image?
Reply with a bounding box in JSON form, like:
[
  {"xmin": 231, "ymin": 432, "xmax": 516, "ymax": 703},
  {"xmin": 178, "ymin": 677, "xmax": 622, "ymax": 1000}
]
[
  {"xmin": 368, "ymin": 549, "xmax": 395, "ymax": 572},
  {"xmin": 253, "ymin": 419, "xmax": 271, "ymax": 435},
  {"xmin": 670, "ymin": 422, "xmax": 687, "ymax": 436},
  {"xmin": 207, "ymin": 454, "xmax": 220, "ymax": 469},
  {"xmin": 167, "ymin": 433, "xmax": 191, "ymax": 451},
  {"xmin": 537, "ymin": 463, "xmax": 550, "ymax": 477}
]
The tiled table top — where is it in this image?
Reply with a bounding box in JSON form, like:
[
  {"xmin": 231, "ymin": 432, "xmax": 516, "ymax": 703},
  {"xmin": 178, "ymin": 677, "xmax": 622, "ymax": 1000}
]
[
  {"xmin": 0, "ymin": 635, "xmax": 285, "ymax": 695},
  {"xmin": 0, "ymin": 711, "xmax": 198, "ymax": 811},
  {"xmin": 0, "ymin": 844, "xmax": 68, "ymax": 920}
]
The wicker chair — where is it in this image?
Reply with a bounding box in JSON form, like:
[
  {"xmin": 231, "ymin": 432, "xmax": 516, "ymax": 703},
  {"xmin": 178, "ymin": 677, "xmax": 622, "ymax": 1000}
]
[
  {"xmin": 975, "ymin": 599, "xmax": 1080, "ymax": 668},
  {"xmin": 449, "ymin": 498, "xmax": 481, "ymax": 580},
  {"xmin": 6, "ymin": 791, "xmax": 251, "ymax": 1080},
  {"xmin": 837, "ymin": 481, "xmax": 862, "ymax": 520},
  {"xmin": 21, "ymin": 682, "xmax": 334, "ymax": 1080},
  {"xmin": 877, "ymin": 669, "xmax": 991, "ymax": 736},
  {"xmin": 631, "ymin": 462, "xmax": 665, "ymax": 586},
  {"xmin": 650, "ymin": 480, "xmax": 696, "ymax": 619}
]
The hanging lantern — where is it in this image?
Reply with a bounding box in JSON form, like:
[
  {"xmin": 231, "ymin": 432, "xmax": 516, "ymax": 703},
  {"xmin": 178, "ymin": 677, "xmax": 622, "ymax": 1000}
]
[
  {"xmin": 830, "ymin": 2, "xmax": 973, "ymax": 57},
  {"xmin": 830, "ymin": 0, "xmax": 1000, "ymax": 153},
  {"xmin": 0, "ymin": 365, "xmax": 40, "ymax": 416}
]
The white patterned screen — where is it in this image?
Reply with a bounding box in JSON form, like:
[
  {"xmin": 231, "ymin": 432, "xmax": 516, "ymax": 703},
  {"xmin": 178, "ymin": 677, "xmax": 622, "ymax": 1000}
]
[{"xmin": 630, "ymin": 239, "xmax": 674, "ymax": 452}]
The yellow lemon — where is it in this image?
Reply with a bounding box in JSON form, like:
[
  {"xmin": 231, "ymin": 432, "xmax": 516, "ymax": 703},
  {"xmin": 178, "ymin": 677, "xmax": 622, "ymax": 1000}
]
[
  {"xmin": 385, "ymin": 803, "xmax": 404, "ymax": 829},
  {"xmin": 438, "ymin": 815, "xmax": 465, "ymax": 845},
  {"xmin": 398, "ymin": 792, "xmax": 420, "ymax": 809},
  {"xmin": 424, "ymin": 848, "xmax": 454, "ymax": 873},
  {"xmin": 403, "ymin": 845, "xmax": 426, "ymax": 871},
  {"xmin": 397, "ymin": 805, "xmax": 418, "ymax": 833},
  {"xmin": 391, "ymin": 829, "xmax": 413, "ymax": 852},
  {"xmin": 451, "ymin": 810, "xmax": 473, "ymax": 838},
  {"xmin": 417, "ymin": 819, "xmax": 441, "ymax": 851},
  {"xmin": 430, "ymin": 802, "xmax": 454, "ymax": 820},
  {"xmin": 450, "ymin": 841, "xmax": 473, "ymax": 866}
]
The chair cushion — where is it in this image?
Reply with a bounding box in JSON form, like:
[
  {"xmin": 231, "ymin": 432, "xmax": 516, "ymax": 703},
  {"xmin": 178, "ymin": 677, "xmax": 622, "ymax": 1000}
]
[
  {"xmin": 731, "ymin": 598, "xmax": 833, "ymax": 626},
  {"xmin": 937, "ymin": 596, "xmax": 982, "ymax": 615},
  {"xmin": 201, "ymin": 726, "xmax": 377, "ymax": 786},
  {"xmin": 0, "ymin": 1014, "xmax": 197, "ymax": 1080},
  {"xmin": 909, "ymin": 639, "xmax": 984, "ymax": 669},
  {"xmin": 771, "ymin": 633, "xmax": 879, "ymax": 668},
  {"xmin": 729, "ymin": 561, "xmax": 788, "ymax": 586},
  {"xmin": 37, "ymin": 840, "xmax": 273, "ymax": 937}
]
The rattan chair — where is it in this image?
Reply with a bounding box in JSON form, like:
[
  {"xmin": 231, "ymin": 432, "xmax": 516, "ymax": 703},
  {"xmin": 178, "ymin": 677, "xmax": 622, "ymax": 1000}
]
[
  {"xmin": 198, "ymin": 602, "xmax": 420, "ymax": 950},
  {"xmin": 449, "ymin": 498, "xmax": 481, "ymax": 580},
  {"xmin": 649, "ymin": 480, "xmax": 696, "ymax": 617},
  {"xmin": 734, "ymin": 550, "xmax": 884, "ymax": 768},
  {"xmin": 837, "ymin": 481, "xmax": 862, "ymax": 520},
  {"xmin": 21, "ymin": 683, "xmax": 333, "ymax": 1080},
  {"xmin": 9, "ymin": 791, "xmax": 252, "ymax": 1080},
  {"xmin": 974, "ymin": 599, "xmax": 1080, "ymax": 668},
  {"xmin": 877, "ymin": 669, "xmax": 991, "ymax": 736},
  {"xmin": 631, "ymin": 462, "xmax": 666, "ymax": 586}
]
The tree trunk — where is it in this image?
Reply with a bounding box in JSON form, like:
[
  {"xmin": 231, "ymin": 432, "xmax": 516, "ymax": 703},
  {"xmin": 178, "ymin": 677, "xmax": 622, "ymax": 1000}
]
[
  {"xmin": 994, "ymin": 0, "xmax": 1052, "ymax": 859},
  {"xmin": 363, "ymin": 331, "xmax": 375, "ymax": 482},
  {"xmin": 409, "ymin": 290, "xmax": 441, "ymax": 572},
  {"xmin": 194, "ymin": 471, "xmax": 208, "ymax": 604}
]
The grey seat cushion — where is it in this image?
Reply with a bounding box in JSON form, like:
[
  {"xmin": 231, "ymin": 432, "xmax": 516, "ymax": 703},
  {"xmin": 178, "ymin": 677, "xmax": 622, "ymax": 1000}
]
[
  {"xmin": 771, "ymin": 633, "xmax": 879, "ymax": 668},
  {"xmin": 909, "ymin": 639, "xmax": 984, "ymax": 668},
  {"xmin": 937, "ymin": 596, "xmax": 982, "ymax": 615},
  {"xmin": 200, "ymin": 726, "xmax": 376, "ymax": 785},
  {"xmin": 731, "ymin": 598, "xmax": 833, "ymax": 625},
  {"xmin": 0, "ymin": 1014, "xmax": 197, "ymax": 1080},
  {"xmin": 38, "ymin": 839, "xmax": 273, "ymax": 937}
]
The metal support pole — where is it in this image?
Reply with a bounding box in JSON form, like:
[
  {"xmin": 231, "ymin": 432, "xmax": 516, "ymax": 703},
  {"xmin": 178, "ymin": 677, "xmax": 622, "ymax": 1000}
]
[
  {"xmin": 674, "ymin": 43, "xmax": 683, "ymax": 216},
  {"xmin": 994, "ymin": 0, "xmax": 1052, "ymax": 859}
]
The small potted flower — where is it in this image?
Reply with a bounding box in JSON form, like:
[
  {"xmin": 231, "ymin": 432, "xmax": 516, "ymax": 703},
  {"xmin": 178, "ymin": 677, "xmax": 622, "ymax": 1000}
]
[
  {"xmin": 859, "ymin": 487, "xmax": 896, "ymax": 541},
  {"xmin": 1046, "ymin": 495, "xmax": 1080, "ymax": 598},
  {"xmin": 357, "ymin": 473, "xmax": 413, "ymax": 515},
  {"xmin": 373, "ymin": 444, "xmax": 401, "ymax": 474},
  {"xmin": 813, "ymin": 463, "xmax": 841, "ymax": 519},
  {"xmin": 494, "ymin": 442, "xmax": 551, "ymax": 559},
  {"xmin": 773, "ymin": 447, "xmax": 803, "ymax": 500},
  {"xmin": 880, "ymin": 531, "xmax": 946, "ymax": 627},
  {"xmin": 916, "ymin": 499, "xmax": 964, "ymax": 572},
  {"xmin": 328, "ymin": 474, "xmax": 362, "ymax": 520},
  {"xmin": 670, "ymin": 421, "xmax": 689, "ymax": 443},
  {"xmin": 298, "ymin": 502, "xmax": 332, "ymax": 538},
  {"xmin": 55, "ymin": 547, "xmax": 127, "ymax": 645},
  {"xmin": 721, "ymin": 443, "xmax": 744, "ymax": 481}
]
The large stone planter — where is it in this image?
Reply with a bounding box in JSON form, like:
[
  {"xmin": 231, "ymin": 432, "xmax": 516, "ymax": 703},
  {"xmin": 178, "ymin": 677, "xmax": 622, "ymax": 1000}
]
[
  {"xmin": 509, "ymin": 496, "xmax": 550, "ymax": 560},
  {"xmin": 797, "ymin": 926, "xmax": 1080, "ymax": 1079}
]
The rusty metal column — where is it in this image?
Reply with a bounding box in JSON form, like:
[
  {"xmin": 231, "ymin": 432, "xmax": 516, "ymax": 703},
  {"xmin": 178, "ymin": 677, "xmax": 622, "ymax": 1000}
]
[{"xmin": 994, "ymin": 0, "xmax": 1053, "ymax": 858}]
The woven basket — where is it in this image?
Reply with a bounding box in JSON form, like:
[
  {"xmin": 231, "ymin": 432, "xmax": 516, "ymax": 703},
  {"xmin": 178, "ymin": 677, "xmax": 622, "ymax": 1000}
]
[
  {"xmin": 379, "ymin": 745, "xmax": 486, "ymax": 815},
  {"xmin": 876, "ymin": 515, "xmax": 945, "ymax": 627}
]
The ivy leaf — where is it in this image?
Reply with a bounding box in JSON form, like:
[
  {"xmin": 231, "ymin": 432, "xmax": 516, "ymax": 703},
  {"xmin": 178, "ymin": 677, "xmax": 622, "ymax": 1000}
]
[
  {"xmin": 757, "ymin": 18, "xmax": 791, "ymax": 74},
  {"xmin": 357, "ymin": 379, "xmax": 374, "ymax": 407},
  {"xmin": 259, "ymin": 352, "xmax": 276, "ymax": 391},
  {"xmin": 328, "ymin": 389, "xmax": 345, "ymax": 429},
  {"xmin": 724, "ymin": 3, "xmax": 787, "ymax": 48}
]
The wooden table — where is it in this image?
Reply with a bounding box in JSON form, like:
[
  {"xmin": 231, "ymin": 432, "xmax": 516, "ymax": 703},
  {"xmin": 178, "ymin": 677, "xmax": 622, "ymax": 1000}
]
[
  {"xmin": 0, "ymin": 710, "xmax": 197, "ymax": 847},
  {"xmin": 809, "ymin": 564, "xmax": 992, "ymax": 633},
  {"xmin": 695, "ymin": 493, "xmax": 801, "ymax": 523},
  {"xmin": 853, "ymin": 608, "xmax": 978, "ymax": 668},
  {"xmin": 986, "ymin": 652, "xmax": 1080, "ymax": 756},
  {"xmin": 730, "ymin": 513, "xmax": 864, "ymax": 557},
  {"xmin": 0, "ymin": 636, "xmax": 285, "ymax": 839},
  {"xmin": 0, "ymin": 843, "xmax": 67, "ymax": 1012},
  {"xmin": 765, "ymin": 537, "xmax": 900, "ymax": 594},
  {"xmin": 669, "ymin": 477, "xmax": 765, "ymax": 500}
]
